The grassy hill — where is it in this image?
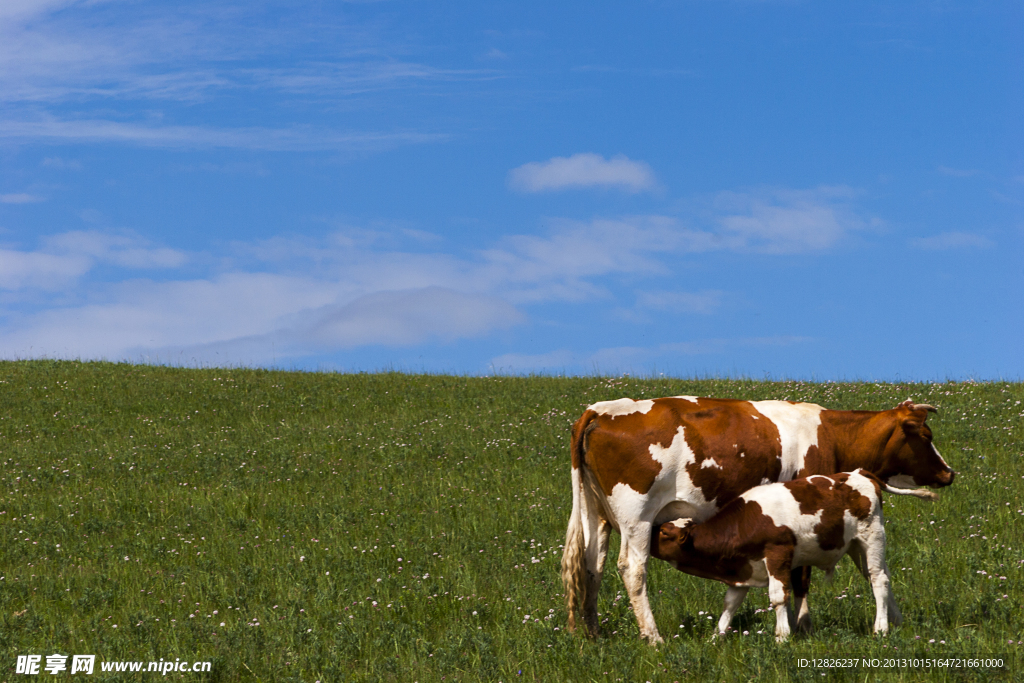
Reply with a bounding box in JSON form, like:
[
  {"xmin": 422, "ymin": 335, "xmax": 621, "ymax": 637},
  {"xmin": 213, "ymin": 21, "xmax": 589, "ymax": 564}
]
[{"xmin": 1, "ymin": 361, "xmax": 1021, "ymax": 681}]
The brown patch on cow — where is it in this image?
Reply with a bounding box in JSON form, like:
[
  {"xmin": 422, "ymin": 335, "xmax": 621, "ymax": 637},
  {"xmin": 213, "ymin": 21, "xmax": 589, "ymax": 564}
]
[
  {"xmin": 677, "ymin": 399, "xmax": 785, "ymax": 505},
  {"xmin": 784, "ymin": 475, "xmax": 831, "ymax": 511},
  {"xmin": 580, "ymin": 403, "xmax": 680, "ymax": 495},
  {"xmin": 763, "ymin": 543, "xmax": 794, "ymax": 593},
  {"xmin": 651, "ymin": 500, "xmax": 796, "ymax": 586}
]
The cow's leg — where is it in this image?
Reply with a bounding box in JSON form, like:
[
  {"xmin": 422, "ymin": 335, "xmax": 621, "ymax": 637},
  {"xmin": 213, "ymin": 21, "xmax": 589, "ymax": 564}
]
[
  {"xmin": 764, "ymin": 550, "xmax": 794, "ymax": 643},
  {"xmin": 716, "ymin": 586, "xmax": 750, "ymax": 636},
  {"xmin": 582, "ymin": 518, "xmax": 611, "ymax": 636},
  {"xmin": 790, "ymin": 566, "xmax": 813, "ymax": 633},
  {"xmin": 617, "ymin": 522, "xmax": 663, "ymax": 644}
]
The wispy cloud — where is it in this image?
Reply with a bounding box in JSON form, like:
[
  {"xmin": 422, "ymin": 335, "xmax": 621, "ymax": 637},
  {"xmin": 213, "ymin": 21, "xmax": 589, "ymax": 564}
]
[
  {"xmin": 909, "ymin": 231, "xmax": 994, "ymax": 250},
  {"xmin": 490, "ymin": 336, "xmax": 813, "ymax": 374},
  {"xmin": 937, "ymin": 165, "xmax": 980, "ymax": 178},
  {"xmin": 0, "ymin": 192, "xmax": 45, "ymax": 203},
  {"xmin": 711, "ymin": 186, "xmax": 871, "ymax": 253},
  {"xmin": 0, "ymin": 249, "xmax": 90, "ymax": 291},
  {"xmin": 157, "ymin": 287, "xmax": 524, "ymax": 366},
  {"xmin": 508, "ymin": 153, "xmax": 657, "ymax": 193},
  {"xmin": 0, "ymin": 183, "xmax": 875, "ymax": 364},
  {"xmin": 40, "ymin": 156, "xmax": 82, "ymax": 170},
  {"xmin": 0, "ymin": 117, "xmax": 446, "ymax": 151},
  {"xmin": 0, "ymin": 229, "xmax": 186, "ymax": 291},
  {"xmin": 0, "ymin": 0, "xmax": 500, "ymax": 107}
]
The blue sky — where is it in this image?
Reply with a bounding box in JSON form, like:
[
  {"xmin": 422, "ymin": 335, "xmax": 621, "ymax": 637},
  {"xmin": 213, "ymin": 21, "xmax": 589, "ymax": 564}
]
[{"xmin": 1, "ymin": 0, "xmax": 1021, "ymax": 379}]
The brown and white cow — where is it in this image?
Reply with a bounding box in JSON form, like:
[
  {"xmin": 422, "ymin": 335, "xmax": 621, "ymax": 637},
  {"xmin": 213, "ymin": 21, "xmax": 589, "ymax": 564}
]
[
  {"xmin": 650, "ymin": 469, "xmax": 937, "ymax": 642},
  {"xmin": 561, "ymin": 397, "xmax": 954, "ymax": 643}
]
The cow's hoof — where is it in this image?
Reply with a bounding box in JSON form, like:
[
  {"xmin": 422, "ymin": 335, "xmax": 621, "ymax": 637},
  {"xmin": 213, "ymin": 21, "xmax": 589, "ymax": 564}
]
[{"xmin": 795, "ymin": 616, "xmax": 814, "ymax": 634}]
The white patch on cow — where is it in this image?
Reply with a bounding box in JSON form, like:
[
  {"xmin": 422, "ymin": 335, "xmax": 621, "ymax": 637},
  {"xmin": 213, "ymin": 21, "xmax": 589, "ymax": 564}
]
[
  {"xmin": 739, "ymin": 452, "xmax": 745, "ymax": 458},
  {"xmin": 605, "ymin": 426, "xmax": 714, "ymax": 535},
  {"xmin": 590, "ymin": 397, "xmax": 655, "ymax": 417},
  {"xmin": 700, "ymin": 458, "xmax": 721, "ymax": 469},
  {"xmin": 750, "ymin": 400, "xmax": 824, "ymax": 481},
  {"xmin": 606, "ymin": 481, "xmax": 650, "ymax": 536},
  {"xmin": 649, "ymin": 426, "xmax": 717, "ymax": 521},
  {"xmin": 673, "ymin": 395, "xmax": 699, "ymax": 403},
  {"xmin": 742, "ymin": 481, "xmax": 826, "ymax": 543},
  {"xmin": 735, "ymin": 559, "xmax": 769, "ymax": 587},
  {"xmin": 760, "ymin": 477, "xmax": 770, "ymax": 485}
]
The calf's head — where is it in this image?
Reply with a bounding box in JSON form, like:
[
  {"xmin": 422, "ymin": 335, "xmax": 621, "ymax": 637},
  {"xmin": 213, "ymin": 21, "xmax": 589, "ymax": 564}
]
[
  {"xmin": 650, "ymin": 519, "xmax": 695, "ymax": 567},
  {"xmin": 880, "ymin": 401, "xmax": 955, "ymax": 489}
]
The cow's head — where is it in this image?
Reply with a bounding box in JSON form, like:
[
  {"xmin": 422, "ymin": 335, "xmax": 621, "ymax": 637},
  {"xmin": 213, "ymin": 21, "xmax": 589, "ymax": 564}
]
[
  {"xmin": 650, "ymin": 519, "xmax": 694, "ymax": 565},
  {"xmin": 880, "ymin": 400, "xmax": 955, "ymax": 490}
]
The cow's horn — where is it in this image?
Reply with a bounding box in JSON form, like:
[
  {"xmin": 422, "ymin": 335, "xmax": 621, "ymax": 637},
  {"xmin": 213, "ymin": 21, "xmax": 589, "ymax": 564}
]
[{"xmin": 911, "ymin": 403, "xmax": 937, "ymax": 413}]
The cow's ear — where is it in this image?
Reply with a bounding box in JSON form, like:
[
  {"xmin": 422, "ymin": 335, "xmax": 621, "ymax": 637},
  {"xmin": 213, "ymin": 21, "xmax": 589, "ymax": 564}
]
[{"xmin": 901, "ymin": 415, "xmax": 924, "ymax": 435}]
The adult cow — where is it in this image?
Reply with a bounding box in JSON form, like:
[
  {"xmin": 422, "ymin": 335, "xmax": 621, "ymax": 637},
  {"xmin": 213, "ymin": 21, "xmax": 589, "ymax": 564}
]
[{"xmin": 561, "ymin": 397, "xmax": 954, "ymax": 643}]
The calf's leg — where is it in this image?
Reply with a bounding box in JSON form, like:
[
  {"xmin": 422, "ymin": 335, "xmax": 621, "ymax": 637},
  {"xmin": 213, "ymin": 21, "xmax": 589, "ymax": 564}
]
[
  {"xmin": 852, "ymin": 537, "xmax": 899, "ymax": 634},
  {"xmin": 790, "ymin": 566, "xmax": 813, "ymax": 633},
  {"xmin": 764, "ymin": 549, "xmax": 795, "ymax": 643},
  {"xmin": 717, "ymin": 586, "xmax": 750, "ymax": 635}
]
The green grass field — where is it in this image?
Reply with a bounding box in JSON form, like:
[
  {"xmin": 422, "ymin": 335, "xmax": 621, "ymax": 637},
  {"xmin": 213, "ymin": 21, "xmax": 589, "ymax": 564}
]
[{"xmin": 1, "ymin": 361, "xmax": 1022, "ymax": 682}]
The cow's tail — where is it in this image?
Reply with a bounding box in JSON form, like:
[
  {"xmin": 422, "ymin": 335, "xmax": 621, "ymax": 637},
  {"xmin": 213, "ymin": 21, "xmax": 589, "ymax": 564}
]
[{"xmin": 561, "ymin": 412, "xmax": 594, "ymax": 634}]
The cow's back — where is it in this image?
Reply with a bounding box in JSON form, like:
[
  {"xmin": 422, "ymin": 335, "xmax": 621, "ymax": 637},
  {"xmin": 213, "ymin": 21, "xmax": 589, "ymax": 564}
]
[{"xmin": 581, "ymin": 396, "xmax": 828, "ymax": 522}]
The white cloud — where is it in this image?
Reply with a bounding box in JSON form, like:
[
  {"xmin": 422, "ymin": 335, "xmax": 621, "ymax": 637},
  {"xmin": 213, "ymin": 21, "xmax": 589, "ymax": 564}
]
[
  {"xmin": 44, "ymin": 230, "xmax": 187, "ymax": 268},
  {"xmin": 712, "ymin": 186, "xmax": 869, "ymax": 253},
  {"xmin": 489, "ymin": 336, "xmax": 814, "ymax": 375},
  {"xmin": 0, "ymin": 248, "xmax": 90, "ymax": 290},
  {"xmin": 937, "ymin": 166, "xmax": 980, "ymax": 178},
  {"xmin": 909, "ymin": 231, "xmax": 994, "ymax": 250},
  {"xmin": 0, "ymin": 117, "xmax": 446, "ymax": 151},
  {"xmin": 507, "ymin": 153, "xmax": 656, "ymax": 193},
  {"xmin": 0, "ymin": 192, "xmax": 44, "ymax": 203},
  {"xmin": 0, "ymin": 230, "xmax": 187, "ymax": 291},
  {"xmin": 0, "ymin": 0, "xmax": 81, "ymax": 22},
  {"xmin": 296, "ymin": 287, "xmax": 521, "ymax": 348},
  {"xmin": 0, "ymin": 184, "xmax": 873, "ymax": 364},
  {"xmin": 0, "ymin": 272, "xmax": 340, "ymax": 360},
  {"xmin": 40, "ymin": 156, "xmax": 82, "ymax": 169}
]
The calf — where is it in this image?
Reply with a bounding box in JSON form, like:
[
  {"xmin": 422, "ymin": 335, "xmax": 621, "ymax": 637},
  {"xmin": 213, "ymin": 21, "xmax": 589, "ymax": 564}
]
[{"xmin": 650, "ymin": 469, "xmax": 936, "ymax": 642}]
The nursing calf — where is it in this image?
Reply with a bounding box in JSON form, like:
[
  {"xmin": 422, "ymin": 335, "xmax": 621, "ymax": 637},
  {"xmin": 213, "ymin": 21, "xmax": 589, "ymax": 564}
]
[{"xmin": 650, "ymin": 469, "xmax": 936, "ymax": 642}]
